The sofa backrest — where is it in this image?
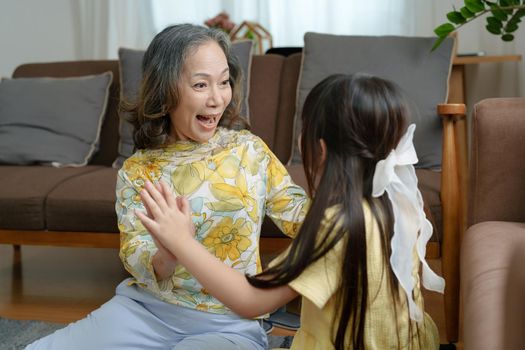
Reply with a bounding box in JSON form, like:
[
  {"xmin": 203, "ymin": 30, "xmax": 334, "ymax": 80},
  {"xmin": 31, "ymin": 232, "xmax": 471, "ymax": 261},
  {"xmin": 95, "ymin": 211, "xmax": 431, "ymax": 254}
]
[
  {"xmin": 249, "ymin": 53, "xmax": 301, "ymax": 163},
  {"xmin": 468, "ymin": 97, "xmax": 525, "ymax": 226},
  {"xmin": 12, "ymin": 53, "xmax": 302, "ymax": 167}
]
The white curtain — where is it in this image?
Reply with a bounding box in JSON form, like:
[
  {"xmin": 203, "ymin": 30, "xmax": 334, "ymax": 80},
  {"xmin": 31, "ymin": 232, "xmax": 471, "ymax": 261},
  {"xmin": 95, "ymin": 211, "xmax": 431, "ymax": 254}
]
[
  {"xmin": 151, "ymin": 0, "xmax": 414, "ymax": 46},
  {"xmin": 73, "ymin": 0, "xmax": 523, "ymax": 102},
  {"xmin": 72, "ymin": 0, "xmax": 156, "ymax": 59}
]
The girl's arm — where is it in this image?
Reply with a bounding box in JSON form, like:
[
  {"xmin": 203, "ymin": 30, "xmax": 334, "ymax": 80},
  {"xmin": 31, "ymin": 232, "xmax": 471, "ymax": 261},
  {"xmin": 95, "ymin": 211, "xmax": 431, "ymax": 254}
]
[{"xmin": 136, "ymin": 181, "xmax": 299, "ymax": 318}]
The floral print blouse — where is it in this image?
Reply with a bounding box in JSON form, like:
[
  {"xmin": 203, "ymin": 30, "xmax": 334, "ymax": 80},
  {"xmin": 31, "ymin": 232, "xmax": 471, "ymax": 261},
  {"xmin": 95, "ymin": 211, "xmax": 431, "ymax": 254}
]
[{"xmin": 115, "ymin": 127, "xmax": 308, "ymax": 314}]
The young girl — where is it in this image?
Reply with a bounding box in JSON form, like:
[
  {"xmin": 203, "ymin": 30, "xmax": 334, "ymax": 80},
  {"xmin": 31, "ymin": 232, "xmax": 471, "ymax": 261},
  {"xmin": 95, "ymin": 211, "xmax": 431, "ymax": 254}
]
[
  {"xmin": 138, "ymin": 73, "xmax": 445, "ymax": 349},
  {"xmin": 27, "ymin": 24, "xmax": 307, "ymax": 350}
]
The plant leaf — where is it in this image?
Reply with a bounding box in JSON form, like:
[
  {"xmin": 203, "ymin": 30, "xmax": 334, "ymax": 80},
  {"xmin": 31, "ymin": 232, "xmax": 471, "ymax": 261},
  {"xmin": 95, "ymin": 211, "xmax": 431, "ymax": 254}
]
[
  {"xmin": 486, "ymin": 23, "xmax": 503, "ymax": 34},
  {"xmin": 431, "ymin": 36, "xmax": 447, "ymax": 52},
  {"xmin": 515, "ymin": 8, "xmax": 525, "ymax": 18},
  {"xmin": 502, "ymin": 33, "xmax": 515, "ymax": 41},
  {"xmin": 508, "ymin": 15, "xmax": 522, "ymax": 26},
  {"xmin": 434, "ymin": 23, "xmax": 455, "ymax": 37},
  {"xmin": 505, "ymin": 22, "xmax": 520, "ymax": 32},
  {"xmin": 465, "ymin": 0, "xmax": 486, "ymax": 12},
  {"xmin": 461, "ymin": 6, "xmax": 475, "ymax": 18},
  {"xmin": 491, "ymin": 6, "xmax": 509, "ymax": 20},
  {"xmin": 447, "ymin": 11, "xmax": 467, "ymax": 24},
  {"xmin": 486, "ymin": 16, "xmax": 503, "ymax": 28}
]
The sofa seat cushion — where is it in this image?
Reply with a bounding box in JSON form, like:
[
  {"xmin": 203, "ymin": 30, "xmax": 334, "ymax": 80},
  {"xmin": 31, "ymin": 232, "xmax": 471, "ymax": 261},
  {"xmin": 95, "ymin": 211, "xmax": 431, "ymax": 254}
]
[
  {"xmin": 260, "ymin": 165, "xmax": 442, "ymax": 242},
  {"xmin": 0, "ymin": 165, "xmax": 103, "ymax": 230},
  {"xmin": 461, "ymin": 221, "xmax": 525, "ymax": 350},
  {"xmin": 46, "ymin": 168, "xmax": 119, "ymax": 232}
]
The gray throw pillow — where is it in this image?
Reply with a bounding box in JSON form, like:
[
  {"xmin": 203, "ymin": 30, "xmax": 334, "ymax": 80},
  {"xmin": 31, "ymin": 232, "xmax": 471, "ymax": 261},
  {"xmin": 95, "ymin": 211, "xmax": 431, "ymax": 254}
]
[
  {"xmin": 113, "ymin": 40, "xmax": 253, "ymax": 168},
  {"xmin": 291, "ymin": 33, "xmax": 455, "ymax": 169},
  {"xmin": 0, "ymin": 72, "xmax": 113, "ymax": 166}
]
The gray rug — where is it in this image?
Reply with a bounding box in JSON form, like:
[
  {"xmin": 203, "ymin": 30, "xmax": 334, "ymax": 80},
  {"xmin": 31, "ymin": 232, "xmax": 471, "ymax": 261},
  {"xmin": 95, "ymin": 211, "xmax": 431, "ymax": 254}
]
[{"xmin": 0, "ymin": 318, "xmax": 292, "ymax": 349}]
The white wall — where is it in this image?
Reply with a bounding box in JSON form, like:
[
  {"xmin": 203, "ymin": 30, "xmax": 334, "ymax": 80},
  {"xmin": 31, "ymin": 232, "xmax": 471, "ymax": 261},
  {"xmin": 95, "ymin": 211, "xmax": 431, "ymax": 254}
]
[{"xmin": 0, "ymin": 0, "xmax": 77, "ymax": 77}]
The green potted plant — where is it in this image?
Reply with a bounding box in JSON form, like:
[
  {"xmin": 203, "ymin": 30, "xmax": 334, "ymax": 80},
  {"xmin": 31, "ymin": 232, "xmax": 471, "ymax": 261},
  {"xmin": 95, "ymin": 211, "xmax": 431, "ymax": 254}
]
[{"xmin": 434, "ymin": 0, "xmax": 525, "ymax": 50}]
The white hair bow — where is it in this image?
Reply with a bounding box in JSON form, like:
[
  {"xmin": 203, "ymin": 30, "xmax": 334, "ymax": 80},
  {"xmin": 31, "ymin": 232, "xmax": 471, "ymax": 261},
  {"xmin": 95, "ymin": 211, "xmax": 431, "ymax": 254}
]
[{"xmin": 372, "ymin": 124, "xmax": 445, "ymax": 322}]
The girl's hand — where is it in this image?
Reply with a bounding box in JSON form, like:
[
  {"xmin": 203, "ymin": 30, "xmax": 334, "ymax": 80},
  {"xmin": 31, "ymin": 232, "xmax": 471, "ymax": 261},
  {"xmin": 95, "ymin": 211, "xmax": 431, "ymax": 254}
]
[{"xmin": 136, "ymin": 181, "xmax": 195, "ymax": 256}]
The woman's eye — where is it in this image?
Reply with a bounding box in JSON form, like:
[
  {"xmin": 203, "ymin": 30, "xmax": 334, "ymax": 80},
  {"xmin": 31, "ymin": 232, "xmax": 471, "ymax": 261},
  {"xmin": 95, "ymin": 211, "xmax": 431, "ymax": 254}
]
[
  {"xmin": 221, "ymin": 79, "xmax": 230, "ymax": 86},
  {"xmin": 193, "ymin": 82, "xmax": 207, "ymax": 89}
]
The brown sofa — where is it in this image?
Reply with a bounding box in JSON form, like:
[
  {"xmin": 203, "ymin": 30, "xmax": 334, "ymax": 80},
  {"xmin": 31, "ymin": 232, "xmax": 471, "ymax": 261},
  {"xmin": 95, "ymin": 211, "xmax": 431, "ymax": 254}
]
[
  {"xmin": 461, "ymin": 98, "xmax": 525, "ymax": 350},
  {"xmin": 0, "ymin": 53, "xmax": 443, "ymax": 255}
]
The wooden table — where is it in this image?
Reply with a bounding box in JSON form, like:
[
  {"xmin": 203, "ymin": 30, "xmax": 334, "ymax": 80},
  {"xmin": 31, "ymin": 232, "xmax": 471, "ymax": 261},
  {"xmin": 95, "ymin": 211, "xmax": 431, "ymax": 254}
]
[{"xmin": 448, "ymin": 54, "xmax": 522, "ymax": 104}]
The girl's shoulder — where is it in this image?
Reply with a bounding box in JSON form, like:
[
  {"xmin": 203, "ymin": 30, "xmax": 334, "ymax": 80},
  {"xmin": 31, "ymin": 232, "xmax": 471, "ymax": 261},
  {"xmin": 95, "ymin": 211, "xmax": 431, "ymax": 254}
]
[{"xmin": 319, "ymin": 202, "xmax": 376, "ymax": 236}]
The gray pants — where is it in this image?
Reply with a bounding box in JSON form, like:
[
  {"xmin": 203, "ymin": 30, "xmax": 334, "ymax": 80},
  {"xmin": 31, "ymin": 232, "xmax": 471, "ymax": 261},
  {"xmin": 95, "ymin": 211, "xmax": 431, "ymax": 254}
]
[{"xmin": 26, "ymin": 279, "xmax": 267, "ymax": 350}]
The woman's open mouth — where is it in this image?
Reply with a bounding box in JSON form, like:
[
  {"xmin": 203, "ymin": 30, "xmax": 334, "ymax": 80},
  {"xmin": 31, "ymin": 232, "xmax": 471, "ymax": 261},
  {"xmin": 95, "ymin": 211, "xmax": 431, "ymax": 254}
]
[{"xmin": 196, "ymin": 113, "xmax": 220, "ymax": 129}]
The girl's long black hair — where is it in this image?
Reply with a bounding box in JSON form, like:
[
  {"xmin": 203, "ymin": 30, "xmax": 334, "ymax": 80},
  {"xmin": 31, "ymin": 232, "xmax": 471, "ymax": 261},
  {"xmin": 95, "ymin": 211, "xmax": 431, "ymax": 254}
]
[{"xmin": 247, "ymin": 73, "xmax": 412, "ymax": 349}]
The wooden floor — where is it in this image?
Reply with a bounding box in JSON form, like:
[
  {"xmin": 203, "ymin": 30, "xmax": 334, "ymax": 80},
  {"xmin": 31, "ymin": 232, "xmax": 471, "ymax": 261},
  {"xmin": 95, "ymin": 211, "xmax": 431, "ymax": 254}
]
[{"xmin": 0, "ymin": 244, "xmax": 455, "ymax": 344}]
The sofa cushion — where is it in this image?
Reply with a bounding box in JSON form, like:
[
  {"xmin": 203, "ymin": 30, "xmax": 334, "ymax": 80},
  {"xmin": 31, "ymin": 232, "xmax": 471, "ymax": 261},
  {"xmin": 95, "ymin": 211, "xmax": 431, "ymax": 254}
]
[
  {"xmin": 46, "ymin": 168, "xmax": 119, "ymax": 232},
  {"xmin": 12, "ymin": 60, "xmax": 122, "ymax": 167},
  {"xmin": 0, "ymin": 166, "xmax": 103, "ymax": 230},
  {"xmin": 461, "ymin": 221, "xmax": 525, "ymax": 350},
  {"xmin": 0, "ymin": 72, "xmax": 113, "ymax": 166},
  {"xmin": 113, "ymin": 41, "xmax": 253, "ymax": 168},
  {"xmin": 290, "ymin": 33, "xmax": 454, "ymax": 169}
]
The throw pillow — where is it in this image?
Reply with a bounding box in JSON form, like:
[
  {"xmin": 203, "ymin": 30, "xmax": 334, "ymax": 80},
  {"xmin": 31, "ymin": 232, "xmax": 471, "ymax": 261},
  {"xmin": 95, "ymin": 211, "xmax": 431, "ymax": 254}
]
[
  {"xmin": 113, "ymin": 40, "xmax": 253, "ymax": 168},
  {"xmin": 290, "ymin": 33, "xmax": 455, "ymax": 169},
  {"xmin": 0, "ymin": 72, "xmax": 113, "ymax": 166}
]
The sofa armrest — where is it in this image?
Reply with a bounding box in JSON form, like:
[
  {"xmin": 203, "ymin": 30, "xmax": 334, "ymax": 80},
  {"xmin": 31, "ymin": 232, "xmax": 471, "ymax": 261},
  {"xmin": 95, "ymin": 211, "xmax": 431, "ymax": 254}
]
[{"xmin": 469, "ymin": 98, "xmax": 525, "ymax": 227}]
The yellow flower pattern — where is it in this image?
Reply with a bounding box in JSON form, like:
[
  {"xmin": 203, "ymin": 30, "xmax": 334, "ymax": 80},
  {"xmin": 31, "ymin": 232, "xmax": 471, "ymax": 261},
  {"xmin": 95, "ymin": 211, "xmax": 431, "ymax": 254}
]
[
  {"xmin": 116, "ymin": 127, "xmax": 308, "ymax": 314},
  {"xmin": 203, "ymin": 217, "xmax": 252, "ymax": 261}
]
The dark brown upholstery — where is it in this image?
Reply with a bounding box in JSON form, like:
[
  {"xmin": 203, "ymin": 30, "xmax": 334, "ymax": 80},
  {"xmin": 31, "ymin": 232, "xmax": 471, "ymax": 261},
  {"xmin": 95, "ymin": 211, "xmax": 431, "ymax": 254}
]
[
  {"xmin": 273, "ymin": 53, "xmax": 302, "ymax": 163},
  {"xmin": 504, "ymin": 243, "xmax": 525, "ymax": 350},
  {"xmin": 416, "ymin": 168, "xmax": 442, "ymax": 241},
  {"xmin": 468, "ymin": 98, "xmax": 525, "ymax": 226},
  {"xmin": 46, "ymin": 168, "xmax": 119, "ymax": 232},
  {"xmin": 462, "ymin": 222, "xmax": 525, "ymax": 350},
  {"xmin": 0, "ymin": 166, "xmax": 103, "ymax": 229},
  {"xmin": 461, "ymin": 98, "xmax": 525, "ymax": 350},
  {"xmin": 248, "ymin": 54, "xmax": 285, "ymax": 153}
]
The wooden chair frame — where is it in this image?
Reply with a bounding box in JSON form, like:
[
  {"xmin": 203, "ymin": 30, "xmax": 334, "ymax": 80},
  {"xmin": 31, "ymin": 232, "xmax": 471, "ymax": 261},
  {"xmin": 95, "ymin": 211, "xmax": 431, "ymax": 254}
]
[{"xmin": 439, "ymin": 103, "xmax": 468, "ymax": 344}]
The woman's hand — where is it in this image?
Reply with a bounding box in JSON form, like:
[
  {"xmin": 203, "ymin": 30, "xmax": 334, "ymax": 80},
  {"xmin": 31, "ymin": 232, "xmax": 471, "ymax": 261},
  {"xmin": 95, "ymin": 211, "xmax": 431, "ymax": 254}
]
[{"xmin": 136, "ymin": 181, "xmax": 195, "ymax": 257}]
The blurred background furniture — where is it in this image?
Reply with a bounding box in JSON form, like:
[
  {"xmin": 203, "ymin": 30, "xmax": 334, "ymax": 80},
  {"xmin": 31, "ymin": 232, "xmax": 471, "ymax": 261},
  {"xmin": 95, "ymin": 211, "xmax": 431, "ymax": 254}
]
[{"xmin": 461, "ymin": 97, "xmax": 525, "ymax": 350}]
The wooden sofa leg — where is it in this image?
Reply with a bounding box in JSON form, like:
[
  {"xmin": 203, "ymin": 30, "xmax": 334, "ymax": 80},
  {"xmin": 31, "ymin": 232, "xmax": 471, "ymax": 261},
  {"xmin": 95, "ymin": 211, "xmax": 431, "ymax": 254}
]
[
  {"xmin": 13, "ymin": 244, "xmax": 21, "ymax": 259},
  {"xmin": 11, "ymin": 244, "xmax": 23, "ymax": 296}
]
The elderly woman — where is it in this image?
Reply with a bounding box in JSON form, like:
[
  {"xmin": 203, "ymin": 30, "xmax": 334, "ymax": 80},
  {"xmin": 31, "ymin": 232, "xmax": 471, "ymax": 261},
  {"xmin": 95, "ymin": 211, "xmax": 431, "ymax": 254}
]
[{"xmin": 26, "ymin": 24, "xmax": 307, "ymax": 350}]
